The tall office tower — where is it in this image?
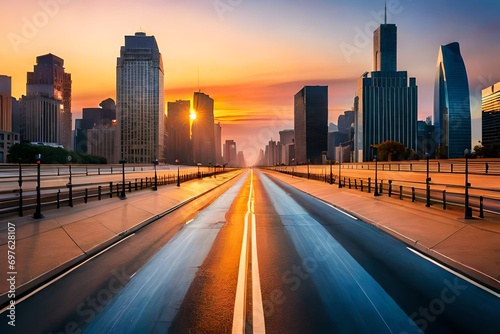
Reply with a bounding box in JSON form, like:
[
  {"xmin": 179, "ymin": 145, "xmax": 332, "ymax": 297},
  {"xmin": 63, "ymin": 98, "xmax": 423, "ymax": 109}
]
[
  {"xmin": 192, "ymin": 92, "xmax": 215, "ymax": 165},
  {"xmin": 20, "ymin": 54, "xmax": 72, "ymax": 147},
  {"xmin": 294, "ymin": 86, "xmax": 328, "ymax": 164},
  {"xmin": 354, "ymin": 19, "xmax": 417, "ymax": 162},
  {"xmin": 116, "ymin": 32, "xmax": 164, "ymax": 164},
  {"xmin": 482, "ymin": 82, "xmax": 500, "ymax": 149},
  {"xmin": 337, "ymin": 110, "xmax": 354, "ymax": 135},
  {"xmin": 223, "ymin": 139, "xmax": 236, "ymax": 165},
  {"xmin": 0, "ymin": 75, "xmax": 12, "ymax": 132},
  {"xmin": 166, "ymin": 100, "xmax": 191, "ymax": 164},
  {"xmin": 433, "ymin": 42, "xmax": 471, "ymax": 158},
  {"xmin": 214, "ymin": 122, "xmax": 222, "ymax": 165}
]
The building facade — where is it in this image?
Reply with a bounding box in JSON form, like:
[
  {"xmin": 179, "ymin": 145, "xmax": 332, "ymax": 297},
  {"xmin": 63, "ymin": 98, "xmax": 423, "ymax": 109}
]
[
  {"xmin": 214, "ymin": 122, "xmax": 222, "ymax": 165},
  {"xmin": 0, "ymin": 75, "xmax": 12, "ymax": 132},
  {"xmin": 433, "ymin": 42, "xmax": 471, "ymax": 158},
  {"xmin": 294, "ymin": 86, "xmax": 328, "ymax": 164},
  {"xmin": 354, "ymin": 21, "xmax": 418, "ymax": 162},
  {"xmin": 481, "ymin": 81, "xmax": 500, "ymax": 149},
  {"xmin": 192, "ymin": 92, "xmax": 215, "ymax": 166},
  {"xmin": 223, "ymin": 139, "xmax": 236, "ymax": 166},
  {"xmin": 166, "ymin": 100, "xmax": 191, "ymax": 164},
  {"xmin": 20, "ymin": 54, "xmax": 72, "ymax": 148},
  {"xmin": 116, "ymin": 32, "xmax": 164, "ymax": 164}
]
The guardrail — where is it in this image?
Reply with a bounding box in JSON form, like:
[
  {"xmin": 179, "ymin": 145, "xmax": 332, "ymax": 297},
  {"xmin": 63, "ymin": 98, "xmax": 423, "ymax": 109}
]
[
  {"xmin": 267, "ymin": 166, "xmax": 500, "ymax": 218},
  {"xmin": 0, "ymin": 168, "xmax": 233, "ymax": 219}
]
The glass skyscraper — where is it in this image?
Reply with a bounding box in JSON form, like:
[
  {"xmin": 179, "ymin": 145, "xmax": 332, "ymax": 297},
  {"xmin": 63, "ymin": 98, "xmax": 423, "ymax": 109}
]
[
  {"xmin": 192, "ymin": 92, "xmax": 215, "ymax": 166},
  {"xmin": 294, "ymin": 86, "xmax": 328, "ymax": 165},
  {"xmin": 482, "ymin": 82, "xmax": 500, "ymax": 149},
  {"xmin": 354, "ymin": 22, "xmax": 418, "ymax": 162},
  {"xmin": 433, "ymin": 42, "xmax": 471, "ymax": 158},
  {"xmin": 116, "ymin": 32, "xmax": 164, "ymax": 164}
]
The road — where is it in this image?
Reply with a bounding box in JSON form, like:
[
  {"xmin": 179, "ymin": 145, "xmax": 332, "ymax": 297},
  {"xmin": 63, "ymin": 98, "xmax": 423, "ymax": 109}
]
[{"xmin": 2, "ymin": 169, "xmax": 499, "ymax": 333}]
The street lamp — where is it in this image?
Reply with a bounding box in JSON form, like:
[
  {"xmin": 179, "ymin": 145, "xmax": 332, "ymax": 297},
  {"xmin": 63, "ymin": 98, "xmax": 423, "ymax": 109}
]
[
  {"xmin": 329, "ymin": 160, "xmax": 333, "ymax": 185},
  {"xmin": 119, "ymin": 159, "xmax": 127, "ymax": 199},
  {"xmin": 176, "ymin": 159, "xmax": 180, "ymax": 187},
  {"xmin": 425, "ymin": 153, "xmax": 431, "ymax": 207},
  {"xmin": 338, "ymin": 145, "xmax": 343, "ymax": 188},
  {"xmin": 33, "ymin": 154, "xmax": 43, "ymax": 219},
  {"xmin": 67, "ymin": 155, "xmax": 73, "ymax": 207},
  {"xmin": 374, "ymin": 154, "xmax": 380, "ymax": 196},
  {"xmin": 197, "ymin": 162, "xmax": 202, "ymax": 179},
  {"xmin": 464, "ymin": 149, "xmax": 472, "ymax": 219},
  {"xmin": 152, "ymin": 159, "xmax": 158, "ymax": 191},
  {"xmin": 307, "ymin": 159, "xmax": 310, "ymax": 179},
  {"xmin": 18, "ymin": 158, "xmax": 23, "ymax": 217}
]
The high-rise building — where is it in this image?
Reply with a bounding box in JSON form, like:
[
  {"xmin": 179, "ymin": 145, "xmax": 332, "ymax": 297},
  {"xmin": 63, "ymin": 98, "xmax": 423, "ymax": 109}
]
[
  {"xmin": 20, "ymin": 54, "xmax": 72, "ymax": 148},
  {"xmin": 434, "ymin": 42, "xmax": 471, "ymax": 158},
  {"xmin": 223, "ymin": 139, "xmax": 237, "ymax": 165},
  {"xmin": 0, "ymin": 75, "xmax": 12, "ymax": 132},
  {"xmin": 192, "ymin": 92, "xmax": 215, "ymax": 165},
  {"xmin": 482, "ymin": 82, "xmax": 500, "ymax": 149},
  {"xmin": 166, "ymin": 100, "xmax": 191, "ymax": 164},
  {"xmin": 87, "ymin": 124, "xmax": 116, "ymax": 164},
  {"xmin": 294, "ymin": 86, "xmax": 328, "ymax": 164},
  {"xmin": 354, "ymin": 19, "xmax": 417, "ymax": 162},
  {"xmin": 214, "ymin": 122, "xmax": 222, "ymax": 165},
  {"xmin": 116, "ymin": 32, "xmax": 164, "ymax": 164}
]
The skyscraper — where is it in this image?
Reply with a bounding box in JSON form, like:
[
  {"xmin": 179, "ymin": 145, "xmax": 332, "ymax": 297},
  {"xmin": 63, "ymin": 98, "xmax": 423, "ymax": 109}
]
[
  {"xmin": 166, "ymin": 100, "xmax": 191, "ymax": 164},
  {"xmin": 354, "ymin": 19, "xmax": 417, "ymax": 162},
  {"xmin": 214, "ymin": 122, "xmax": 222, "ymax": 165},
  {"xmin": 482, "ymin": 81, "xmax": 500, "ymax": 149},
  {"xmin": 116, "ymin": 32, "xmax": 164, "ymax": 164},
  {"xmin": 0, "ymin": 75, "xmax": 12, "ymax": 132},
  {"xmin": 223, "ymin": 139, "xmax": 236, "ymax": 165},
  {"xmin": 192, "ymin": 92, "xmax": 215, "ymax": 165},
  {"xmin": 20, "ymin": 54, "xmax": 72, "ymax": 147},
  {"xmin": 434, "ymin": 42, "xmax": 471, "ymax": 158},
  {"xmin": 294, "ymin": 86, "xmax": 328, "ymax": 164}
]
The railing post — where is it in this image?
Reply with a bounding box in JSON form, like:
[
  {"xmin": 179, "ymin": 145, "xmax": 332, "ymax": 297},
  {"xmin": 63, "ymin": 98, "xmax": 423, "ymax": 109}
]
[
  {"xmin": 438, "ymin": 162, "xmax": 441, "ymax": 173},
  {"xmin": 98, "ymin": 168, "xmax": 101, "ymax": 175},
  {"xmin": 86, "ymin": 166, "xmax": 88, "ymax": 176},
  {"xmin": 116, "ymin": 183, "xmax": 119, "ymax": 196},
  {"xmin": 128, "ymin": 181, "xmax": 132, "ymax": 193},
  {"xmin": 361, "ymin": 180, "xmax": 364, "ymax": 192},
  {"xmin": 135, "ymin": 179, "xmax": 138, "ymax": 190},
  {"xmin": 368, "ymin": 177, "xmax": 371, "ymax": 193},
  {"xmin": 109, "ymin": 182, "xmax": 113, "ymax": 198},
  {"xmin": 140, "ymin": 178, "xmax": 143, "ymax": 189},
  {"xmin": 479, "ymin": 196, "xmax": 484, "ymax": 218},
  {"xmin": 399, "ymin": 185, "xmax": 403, "ymax": 200},
  {"xmin": 348, "ymin": 178, "xmax": 351, "ymax": 189},
  {"xmin": 443, "ymin": 190, "xmax": 446, "ymax": 210},
  {"xmin": 379, "ymin": 180, "xmax": 383, "ymax": 194},
  {"xmin": 388, "ymin": 180, "xmax": 392, "ymax": 197},
  {"xmin": 451, "ymin": 164, "xmax": 453, "ymax": 173},
  {"xmin": 354, "ymin": 179, "xmax": 358, "ymax": 190},
  {"xmin": 84, "ymin": 188, "xmax": 88, "ymax": 203},
  {"xmin": 57, "ymin": 190, "xmax": 60, "ymax": 209},
  {"xmin": 98, "ymin": 186, "xmax": 102, "ymax": 200},
  {"xmin": 411, "ymin": 187, "xmax": 416, "ymax": 202}
]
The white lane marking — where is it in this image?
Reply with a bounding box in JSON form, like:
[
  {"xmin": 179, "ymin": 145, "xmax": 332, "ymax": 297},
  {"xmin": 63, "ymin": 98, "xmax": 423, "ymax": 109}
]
[
  {"xmin": 1, "ymin": 233, "xmax": 136, "ymax": 313},
  {"xmin": 407, "ymin": 247, "xmax": 500, "ymax": 298},
  {"xmin": 325, "ymin": 203, "xmax": 358, "ymax": 220},
  {"xmin": 232, "ymin": 169, "xmax": 266, "ymax": 333},
  {"xmin": 251, "ymin": 173, "xmax": 266, "ymax": 333},
  {"xmin": 184, "ymin": 218, "xmax": 194, "ymax": 225}
]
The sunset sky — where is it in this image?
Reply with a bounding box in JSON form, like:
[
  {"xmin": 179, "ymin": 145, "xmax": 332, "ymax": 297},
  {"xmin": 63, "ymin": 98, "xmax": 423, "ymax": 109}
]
[{"xmin": 1, "ymin": 0, "xmax": 499, "ymax": 164}]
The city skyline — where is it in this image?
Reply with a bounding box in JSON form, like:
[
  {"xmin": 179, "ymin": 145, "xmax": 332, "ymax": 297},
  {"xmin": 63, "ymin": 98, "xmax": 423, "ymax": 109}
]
[{"xmin": 1, "ymin": 0, "xmax": 499, "ymax": 164}]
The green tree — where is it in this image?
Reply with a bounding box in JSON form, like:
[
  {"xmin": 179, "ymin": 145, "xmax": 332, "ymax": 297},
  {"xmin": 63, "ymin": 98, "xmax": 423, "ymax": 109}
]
[{"xmin": 376, "ymin": 141, "xmax": 406, "ymax": 161}]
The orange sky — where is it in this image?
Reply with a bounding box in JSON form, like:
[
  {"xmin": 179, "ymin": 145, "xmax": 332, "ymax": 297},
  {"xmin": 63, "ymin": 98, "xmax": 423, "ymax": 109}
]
[{"xmin": 1, "ymin": 0, "xmax": 499, "ymax": 164}]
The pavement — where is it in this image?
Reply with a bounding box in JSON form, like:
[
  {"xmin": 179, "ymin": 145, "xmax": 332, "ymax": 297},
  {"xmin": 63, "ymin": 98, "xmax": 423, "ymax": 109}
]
[{"xmin": 1, "ymin": 167, "xmax": 499, "ymax": 310}]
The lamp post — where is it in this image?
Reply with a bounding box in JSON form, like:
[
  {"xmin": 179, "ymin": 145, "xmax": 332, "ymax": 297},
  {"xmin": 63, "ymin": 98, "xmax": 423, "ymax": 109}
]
[
  {"xmin": 176, "ymin": 159, "xmax": 180, "ymax": 187},
  {"xmin": 307, "ymin": 159, "xmax": 310, "ymax": 179},
  {"xmin": 425, "ymin": 153, "xmax": 431, "ymax": 207},
  {"xmin": 67, "ymin": 156, "xmax": 73, "ymax": 207},
  {"xmin": 197, "ymin": 162, "xmax": 202, "ymax": 179},
  {"xmin": 152, "ymin": 159, "xmax": 158, "ymax": 191},
  {"xmin": 338, "ymin": 145, "xmax": 343, "ymax": 188},
  {"xmin": 464, "ymin": 149, "xmax": 472, "ymax": 219},
  {"xmin": 329, "ymin": 160, "xmax": 333, "ymax": 185},
  {"xmin": 18, "ymin": 158, "xmax": 23, "ymax": 217},
  {"xmin": 119, "ymin": 159, "xmax": 126, "ymax": 199},
  {"xmin": 33, "ymin": 154, "xmax": 43, "ymax": 219},
  {"xmin": 374, "ymin": 154, "xmax": 380, "ymax": 196}
]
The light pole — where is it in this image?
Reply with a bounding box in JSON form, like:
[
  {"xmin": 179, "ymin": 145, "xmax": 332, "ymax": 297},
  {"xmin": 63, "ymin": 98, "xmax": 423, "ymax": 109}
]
[
  {"xmin": 374, "ymin": 154, "xmax": 380, "ymax": 196},
  {"xmin": 307, "ymin": 159, "xmax": 310, "ymax": 179},
  {"xmin": 197, "ymin": 162, "xmax": 202, "ymax": 179},
  {"xmin": 338, "ymin": 145, "xmax": 343, "ymax": 188},
  {"xmin": 329, "ymin": 160, "xmax": 333, "ymax": 185},
  {"xmin": 119, "ymin": 159, "xmax": 126, "ymax": 199},
  {"xmin": 33, "ymin": 154, "xmax": 43, "ymax": 219},
  {"xmin": 18, "ymin": 158, "xmax": 23, "ymax": 217},
  {"xmin": 464, "ymin": 149, "xmax": 472, "ymax": 219},
  {"xmin": 176, "ymin": 159, "xmax": 180, "ymax": 187},
  {"xmin": 152, "ymin": 159, "xmax": 158, "ymax": 191},
  {"xmin": 425, "ymin": 153, "xmax": 431, "ymax": 207},
  {"xmin": 67, "ymin": 156, "xmax": 73, "ymax": 207}
]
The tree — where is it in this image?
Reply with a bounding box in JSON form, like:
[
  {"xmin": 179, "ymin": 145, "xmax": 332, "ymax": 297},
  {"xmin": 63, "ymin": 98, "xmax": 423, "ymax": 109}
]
[
  {"xmin": 376, "ymin": 141, "xmax": 406, "ymax": 161},
  {"xmin": 7, "ymin": 143, "xmax": 107, "ymax": 164}
]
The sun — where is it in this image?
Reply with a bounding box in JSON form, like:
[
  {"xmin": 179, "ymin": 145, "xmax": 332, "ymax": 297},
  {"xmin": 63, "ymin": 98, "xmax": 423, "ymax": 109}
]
[{"xmin": 190, "ymin": 110, "xmax": 197, "ymax": 120}]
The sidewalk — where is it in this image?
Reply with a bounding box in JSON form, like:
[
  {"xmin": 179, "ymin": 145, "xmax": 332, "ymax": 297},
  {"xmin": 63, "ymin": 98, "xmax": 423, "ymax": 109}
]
[
  {"xmin": 0, "ymin": 170, "xmax": 243, "ymax": 307},
  {"xmin": 262, "ymin": 170, "xmax": 500, "ymax": 292}
]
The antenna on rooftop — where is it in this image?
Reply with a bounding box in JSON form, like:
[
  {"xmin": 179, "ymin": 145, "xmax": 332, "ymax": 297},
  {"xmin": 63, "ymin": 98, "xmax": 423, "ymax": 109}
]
[{"xmin": 384, "ymin": 1, "xmax": 387, "ymax": 24}]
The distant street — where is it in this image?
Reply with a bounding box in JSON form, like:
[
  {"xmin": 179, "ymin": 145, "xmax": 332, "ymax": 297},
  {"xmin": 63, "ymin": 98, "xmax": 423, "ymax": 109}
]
[{"xmin": 1, "ymin": 169, "xmax": 498, "ymax": 333}]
